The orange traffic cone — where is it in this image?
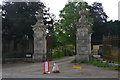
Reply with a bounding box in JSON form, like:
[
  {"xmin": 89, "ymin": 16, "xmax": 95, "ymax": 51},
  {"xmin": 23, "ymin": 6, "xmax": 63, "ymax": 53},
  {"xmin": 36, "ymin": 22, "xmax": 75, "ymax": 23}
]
[{"xmin": 52, "ymin": 62, "xmax": 60, "ymax": 73}]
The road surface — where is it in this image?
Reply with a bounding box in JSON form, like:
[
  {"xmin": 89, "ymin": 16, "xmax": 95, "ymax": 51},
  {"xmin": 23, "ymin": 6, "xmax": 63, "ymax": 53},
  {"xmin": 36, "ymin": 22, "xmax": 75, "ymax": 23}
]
[{"xmin": 2, "ymin": 56, "xmax": 119, "ymax": 78}]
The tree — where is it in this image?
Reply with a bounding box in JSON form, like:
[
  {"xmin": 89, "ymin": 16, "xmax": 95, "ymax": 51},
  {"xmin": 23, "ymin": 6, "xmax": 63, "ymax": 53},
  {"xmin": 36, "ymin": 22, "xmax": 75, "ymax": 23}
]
[
  {"xmin": 89, "ymin": 2, "xmax": 109, "ymax": 44},
  {"xmin": 107, "ymin": 20, "xmax": 120, "ymax": 36},
  {"xmin": 2, "ymin": 2, "xmax": 46, "ymax": 41},
  {"xmin": 54, "ymin": 2, "xmax": 92, "ymax": 47},
  {"xmin": 2, "ymin": 2, "xmax": 54, "ymax": 41},
  {"xmin": 2, "ymin": 2, "xmax": 54, "ymax": 58}
]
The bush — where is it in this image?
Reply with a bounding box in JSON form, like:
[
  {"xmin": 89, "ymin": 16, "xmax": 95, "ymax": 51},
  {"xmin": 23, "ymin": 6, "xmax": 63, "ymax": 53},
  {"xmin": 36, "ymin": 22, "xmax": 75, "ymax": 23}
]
[
  {"xmin": 91, "ymin": 50, "xmax": 98, "ymax": 53},
  {"xmin": 52, "ymin": 47, "xmax": 64, "ymax": 59},
  {"xmin": 52, "ymin": 46, "xmax": 74, "ymax": 59},
  {"xmin": 65, "ymin": 48, "xmax": 74, "ymax": 56}
]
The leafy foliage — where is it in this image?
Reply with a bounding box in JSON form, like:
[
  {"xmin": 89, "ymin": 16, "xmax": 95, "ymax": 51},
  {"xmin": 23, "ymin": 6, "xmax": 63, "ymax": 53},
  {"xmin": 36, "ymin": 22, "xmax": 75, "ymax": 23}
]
[
  {"xmin": 52, "ymin": 47, "xmax": 65, "ymax": 59},
  {"xmin": 54, "ymin": 2, "xmax": 92, "ymax": 46},
  {"xmin": 2, "ymin": 2, "xmax": 54, "ymax": 41},
  {"xmin": 52, "ymin": 46, "xmax": 74, "ymax": 59},
  {"xmin": 2, "ymin": 2, "xmax": 54, "ymax": 58},
  {"xmin": 2, "ymin": 2, "xmax": 44, "ymax": 40},
  {"xmin": 107, "ymin": 20, "xmax": 120, "ymax": 36},
  {"xmin": 89, "ymin": 2, "xmax": 109, "ymax": 44}
]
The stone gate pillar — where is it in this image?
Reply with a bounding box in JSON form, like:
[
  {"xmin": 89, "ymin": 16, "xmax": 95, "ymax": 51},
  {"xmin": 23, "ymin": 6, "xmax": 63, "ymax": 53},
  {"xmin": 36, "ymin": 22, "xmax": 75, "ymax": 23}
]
[
  {"xmin": 75, "ymin": 4, "xmax": 92, "ymax": 62},
  {"xmin": 32, "ymin": 10, "xmax": 46, "ymax": 62}
]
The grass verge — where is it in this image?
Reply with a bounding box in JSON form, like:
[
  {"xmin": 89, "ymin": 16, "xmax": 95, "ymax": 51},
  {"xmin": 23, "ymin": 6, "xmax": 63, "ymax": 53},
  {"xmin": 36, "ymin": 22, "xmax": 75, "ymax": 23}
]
[{"xmin": 75, "ymin": 60, "xmax": 120, "ymax": 71}]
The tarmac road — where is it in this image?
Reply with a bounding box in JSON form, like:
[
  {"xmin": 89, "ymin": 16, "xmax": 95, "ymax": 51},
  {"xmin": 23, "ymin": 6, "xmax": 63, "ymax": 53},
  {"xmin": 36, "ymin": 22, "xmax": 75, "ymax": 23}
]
[{"xmin": 2, "ymin": 56, "xmax": 119, "ymax": 78}]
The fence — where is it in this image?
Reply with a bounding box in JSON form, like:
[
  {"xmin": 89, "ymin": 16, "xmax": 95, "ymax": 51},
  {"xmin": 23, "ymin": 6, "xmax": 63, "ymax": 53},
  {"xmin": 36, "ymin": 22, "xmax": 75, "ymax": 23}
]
[{"xmin": 103, "ymin": 35, "xmax": 120, "ymax": 62}]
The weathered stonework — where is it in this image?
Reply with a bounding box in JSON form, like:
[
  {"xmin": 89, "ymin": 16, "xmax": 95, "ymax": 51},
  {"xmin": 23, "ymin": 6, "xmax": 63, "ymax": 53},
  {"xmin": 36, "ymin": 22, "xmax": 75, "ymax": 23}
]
[
  {"xmin": 32, "ymin": 10, "xmax": 46, "ymax": 62},
  {"xmin": 75, "ymin": 3, "xmax": 92, "ymax": 62}
]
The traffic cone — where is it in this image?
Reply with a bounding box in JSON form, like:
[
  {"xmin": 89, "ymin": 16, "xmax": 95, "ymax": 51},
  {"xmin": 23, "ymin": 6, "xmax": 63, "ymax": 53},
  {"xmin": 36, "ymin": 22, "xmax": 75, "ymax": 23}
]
[{"xmin": 52, "ymin": 62, "xmax": 60, "ymax": 73}]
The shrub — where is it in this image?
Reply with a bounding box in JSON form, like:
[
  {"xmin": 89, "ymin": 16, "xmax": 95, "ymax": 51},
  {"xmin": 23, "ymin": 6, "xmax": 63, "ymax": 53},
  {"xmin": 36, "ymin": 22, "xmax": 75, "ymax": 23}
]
[
  {"xmin": 91, "ymin": 50, "xmax": 98, "ymax": 53},
  {"xmin": 52, "ymin": 46, "xmax": 74, "ymax": 59},
  {"xmin": 65, "ymin": 48, "xmax": 74, "ymax": 56},
  {"xmin": 52, "ymin": 47, "xmax": 64, "ymax": 59}
]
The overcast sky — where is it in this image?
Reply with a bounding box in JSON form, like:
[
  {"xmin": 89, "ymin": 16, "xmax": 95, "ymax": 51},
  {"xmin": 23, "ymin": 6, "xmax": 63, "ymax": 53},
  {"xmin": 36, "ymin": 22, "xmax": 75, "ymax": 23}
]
[
  {"xmin": 0, "ymin": 0, "xmax": 119, "ymax": 21},
  {"xmin": 41, "ymin": 0, "xmax": 119, "ymax": 21}
]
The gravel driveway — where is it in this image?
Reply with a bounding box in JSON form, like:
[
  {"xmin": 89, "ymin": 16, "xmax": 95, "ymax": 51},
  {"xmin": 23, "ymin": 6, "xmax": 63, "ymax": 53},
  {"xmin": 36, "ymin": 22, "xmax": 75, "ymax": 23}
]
[{"xmin": 2, "ymin": 56, "xmax": 119, "ymax": 78}]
